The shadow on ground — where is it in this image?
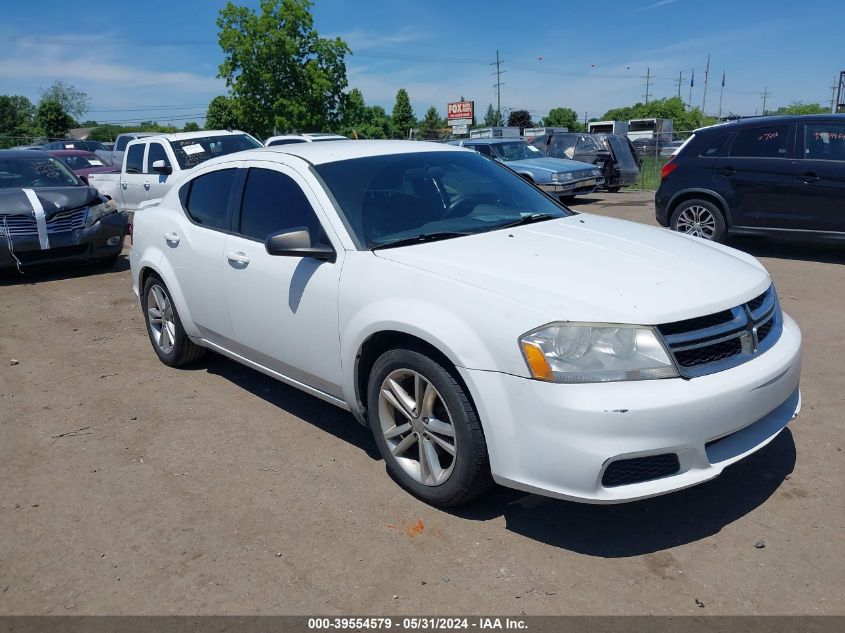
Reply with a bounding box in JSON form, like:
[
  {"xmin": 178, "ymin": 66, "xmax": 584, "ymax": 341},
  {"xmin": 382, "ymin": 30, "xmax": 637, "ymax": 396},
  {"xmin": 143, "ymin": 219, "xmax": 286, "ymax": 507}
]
[
  {"xmin": 0, "ymin": 254, "xmax": 130, "ymax": 285},
  {"xmin": 453, "ymin": 429, "xmax": 796, "ymax": 557},
  {"xmin": 726, "ymin": 236, "xmax": 845, "ymax": 265}
]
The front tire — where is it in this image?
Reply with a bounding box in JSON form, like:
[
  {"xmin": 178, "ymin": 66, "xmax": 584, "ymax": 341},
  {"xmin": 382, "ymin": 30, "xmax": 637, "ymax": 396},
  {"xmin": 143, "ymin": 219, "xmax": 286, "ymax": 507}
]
[
  {"xmin": 670, "ymin": 198, "xmax": 727, "ymax": 242},
  {"xmin": 367, "ymin": 349, "xmax": 492, "ymax": 507},
  {"xmin": 141, "ymin": 275, "xmax": 205, "ymax": 367}
]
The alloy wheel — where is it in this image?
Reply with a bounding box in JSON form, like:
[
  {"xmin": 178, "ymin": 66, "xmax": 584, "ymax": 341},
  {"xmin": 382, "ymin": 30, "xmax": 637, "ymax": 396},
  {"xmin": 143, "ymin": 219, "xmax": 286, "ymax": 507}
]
[
  {"xmin": 146, "ymin": 284, "xmax": 176, "ymax": 355},
  {"xmin": 675, "ymin": 205, "xmax": 717, "ymax": 239},
  {"xmin": 377, "ymin": 369, "xmax": 457, "ymax": 486}
]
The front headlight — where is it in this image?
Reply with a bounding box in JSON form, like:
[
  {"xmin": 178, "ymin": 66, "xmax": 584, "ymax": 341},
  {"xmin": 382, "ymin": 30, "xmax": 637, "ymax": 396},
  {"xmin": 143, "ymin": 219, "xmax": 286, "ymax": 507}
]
[
  {"xmin": 85, "ymin": 198, "xmax": 118, "ymax": 227},
  {"xmin": 519, "ymin": 323, "xmax": 678, "ymax": 383}
]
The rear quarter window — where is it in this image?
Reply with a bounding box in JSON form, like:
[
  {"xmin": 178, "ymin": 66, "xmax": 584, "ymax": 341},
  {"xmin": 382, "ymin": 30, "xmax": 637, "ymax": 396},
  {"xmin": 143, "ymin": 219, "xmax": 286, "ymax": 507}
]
[{"xmin": 729, "ymin": 125, "xmax": 790, "ymax": 158}]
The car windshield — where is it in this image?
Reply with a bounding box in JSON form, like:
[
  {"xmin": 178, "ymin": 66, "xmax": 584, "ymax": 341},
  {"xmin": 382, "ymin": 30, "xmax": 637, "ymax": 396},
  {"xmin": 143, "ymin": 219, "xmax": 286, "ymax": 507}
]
[
  {"xmin": 0, "ymin": 156, "xmax": 81, "ymax": 188},
  {"xmin": 493, "ymin": 142, "xmax": 544, "ymax": 161},
  {"xmin": 61, "ymin": 154, "xmax": 105, "ymax": 170},
  {"xmin": 314, "ymin": 151, "xmax": 571, "ymax": 249},
  {"xmin": 169, "ymin": 134, "xmax": 262, "ymax": 169}
]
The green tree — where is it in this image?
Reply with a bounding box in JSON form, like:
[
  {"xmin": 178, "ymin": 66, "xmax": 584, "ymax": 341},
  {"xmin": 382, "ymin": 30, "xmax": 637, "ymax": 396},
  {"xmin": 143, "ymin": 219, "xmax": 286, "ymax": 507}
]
[
  {"xmin": 0, "ymin": 95, "xmax": 35, "ymax": 147},
  {"xmin": 417, "ymin": 106, "xmax": 444, "ymax": 140},
  {"xmin": 390, "ymin": 88, "xmax": 416, "ymax": 139},
  {"xmin": 39, "ymin": 81, "xmax": 89, "ymax": 121},
  {"xmin": 602, "ymin": 97, "xmax": 716, "ymax": 133},
  {"xmin": 543, "ymin": 107, "xmax": 578, "ymax": 130},
  {"xmin": 771, "ymin": 102, "xmax": 829, "ymax": 115},
  {"xmin": 482, "ymin": 103, "xmax": 502, "ymax": 127},
  {"xmin": 205, "ymin": 95, "xmax": 241, "ymax": 130},
  {"xmin": 217, "ymin": 0, "xmax": 349, "ymax": 137},
  {"xmin": 34, "ymin": 99, "xmax": 74, "ymax": 139},
  {"xmin": 507, "ymin": 109, "xmax": 533, "ymax": 133},
  {"xmin": 183, "ymin": 121, "xmax": 201, "ymax": 132}
]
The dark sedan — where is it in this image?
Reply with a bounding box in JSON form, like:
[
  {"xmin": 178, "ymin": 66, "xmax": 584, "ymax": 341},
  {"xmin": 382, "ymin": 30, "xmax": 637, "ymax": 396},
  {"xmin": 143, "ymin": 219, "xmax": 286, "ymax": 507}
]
[
  {"xmin": 47, "ymin": 150, "xmax": 114, "ymax": 184},
  {"xmin": 0, "ymin": 150, "xmax": 127, "ymax": 271}
]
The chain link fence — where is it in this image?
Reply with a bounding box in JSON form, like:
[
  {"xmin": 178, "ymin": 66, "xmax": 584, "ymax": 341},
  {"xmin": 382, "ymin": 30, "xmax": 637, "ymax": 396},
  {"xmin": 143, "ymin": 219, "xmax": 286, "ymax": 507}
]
[{"xmin": 627, "ymin": 130, "xmax": 696, "ymax": 191}]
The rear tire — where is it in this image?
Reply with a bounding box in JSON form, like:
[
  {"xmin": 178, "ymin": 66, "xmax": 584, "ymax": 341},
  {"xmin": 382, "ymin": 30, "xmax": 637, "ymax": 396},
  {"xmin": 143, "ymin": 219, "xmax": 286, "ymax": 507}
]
[
  {"xmin": 141, "ymin": 275, "xmax": 206, "ymax": 367},
  {"xmin": 367, "ymin": 349, "xmax": 492, "ymax": 507},
  {"xmin": 670, "ymin": 198, "xmax": 727, "ymax": 242}
]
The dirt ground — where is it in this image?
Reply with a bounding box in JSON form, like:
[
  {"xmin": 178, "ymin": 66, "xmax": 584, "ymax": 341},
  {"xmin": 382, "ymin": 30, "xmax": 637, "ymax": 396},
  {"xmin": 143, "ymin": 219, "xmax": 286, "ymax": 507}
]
[{"xmin": 1, "ymin": 191, "xmax": 843, "ymax": 616}]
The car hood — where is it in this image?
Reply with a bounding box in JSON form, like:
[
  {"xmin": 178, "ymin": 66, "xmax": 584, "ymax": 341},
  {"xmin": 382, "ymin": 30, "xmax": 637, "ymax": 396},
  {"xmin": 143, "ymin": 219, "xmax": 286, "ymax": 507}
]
[
  {"xmin": 0, "ymin": 186, "xmax": 101, "ymax": 219},
  {"xmin": 374, "ymin": 214, "xmax": 770, "ymax": 325},
  {"xmin": 507, "ymin": 157, "xmax": 597, "ymax": 174}
]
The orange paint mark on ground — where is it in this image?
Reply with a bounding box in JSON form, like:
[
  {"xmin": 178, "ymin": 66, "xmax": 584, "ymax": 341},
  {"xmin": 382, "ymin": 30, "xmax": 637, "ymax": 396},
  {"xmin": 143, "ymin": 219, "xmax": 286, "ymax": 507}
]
[{"xmin": 406, "ymin": 519, "xmax": 425, "ymax": 537}]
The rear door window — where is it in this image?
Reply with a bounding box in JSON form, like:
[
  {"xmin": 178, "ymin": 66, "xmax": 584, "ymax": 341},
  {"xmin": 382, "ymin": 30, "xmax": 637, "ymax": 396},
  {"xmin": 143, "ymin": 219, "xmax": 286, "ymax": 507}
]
[
  {"xmin": 125, "ymin": 144, "xmax": 145, "ymax": 173},
  {"xmin": 729, "ymin": 125, "xmax": 790, "ymax": 158},
  {"xmin": 185, "ymin": 168, "xmax": 237, "ymax": 231},
  {"xmin": 804, "ymin": 123, "xmax": 845, "ymax": 161}
]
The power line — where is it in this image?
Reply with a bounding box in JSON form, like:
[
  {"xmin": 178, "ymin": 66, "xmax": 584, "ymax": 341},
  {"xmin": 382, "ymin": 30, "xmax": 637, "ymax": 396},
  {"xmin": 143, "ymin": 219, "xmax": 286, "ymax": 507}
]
[
  {"xmin": 761, "ymin": 86, "xmax": 772, "ymax": 114},
  {"xmin": 674, "ymin": 71, "xmax": 684, "ymax": 99},
  {"xmin": 642, "ymin": 67, "xmax": 652, "ymax": 104},
  {"xmin": 491, "ymin": 50, "xmax": 505, "ymax": 124}
]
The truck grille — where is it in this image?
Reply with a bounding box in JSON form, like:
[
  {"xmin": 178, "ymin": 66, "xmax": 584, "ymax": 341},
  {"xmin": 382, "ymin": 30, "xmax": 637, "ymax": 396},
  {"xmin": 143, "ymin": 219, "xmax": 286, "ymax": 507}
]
[
  {"xmin": 657, "ymin": 286, "xmax": 782, "ymax": 378},
  {"xmin": 0, "ymin": 208, "xmax": 88, "ymax": 237}
]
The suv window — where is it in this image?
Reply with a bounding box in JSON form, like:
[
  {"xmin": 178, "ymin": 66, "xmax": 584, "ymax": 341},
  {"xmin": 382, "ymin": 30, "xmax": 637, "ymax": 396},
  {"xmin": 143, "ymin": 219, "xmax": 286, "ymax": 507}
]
[
  {"xmin": 185, "ymin": 168, "xmax": 236, "ymax": 230},
  {"xmin": 730, "ymin": 125, "xmax": 789, "ymax": 158},
  {"xmin": 145, "ymin": 142, "xmax": 171, "ymax": 173},
  {"xmin": 238, "ymin": 168, "xmax": 323, "ymax": 242},
  {"xmin": 115, "ymin": 136, "xmax": 130, "ymax": 152},
  {"xmin": 701, "ymin": 133, "xmax": 730, "ymax": 156},
  {"xmin": 804, "ymin": 123, "xmax": 845, "ymax": 161},
  {"xmin": 125, "ymin": 144, "xmax": 145, "ymax": 173}
]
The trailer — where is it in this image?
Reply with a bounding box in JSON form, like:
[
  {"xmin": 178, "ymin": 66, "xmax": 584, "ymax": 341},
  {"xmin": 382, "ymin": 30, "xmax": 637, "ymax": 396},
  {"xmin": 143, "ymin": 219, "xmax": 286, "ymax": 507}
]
[
  {"xmin": 469, "ymin": 127, "xmax": 521, "ymax": 139},
  {"xmin": 627, "ymin": 118, "xmax": 674, "ymax": 142},
  {"xmin": 588, "ymin": 120, "xmax": 629, "ymax": 135}
]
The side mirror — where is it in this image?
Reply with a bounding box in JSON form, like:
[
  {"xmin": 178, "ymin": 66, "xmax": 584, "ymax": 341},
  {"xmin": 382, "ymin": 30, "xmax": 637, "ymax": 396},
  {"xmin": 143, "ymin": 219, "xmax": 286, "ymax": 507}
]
[
  {"xmin": 265, "ymin": 227, "xmax": 335, "ymax": 262},
  {"xmin": 151, "ymin": 160, "xmax": 172, "ymax": 175}
]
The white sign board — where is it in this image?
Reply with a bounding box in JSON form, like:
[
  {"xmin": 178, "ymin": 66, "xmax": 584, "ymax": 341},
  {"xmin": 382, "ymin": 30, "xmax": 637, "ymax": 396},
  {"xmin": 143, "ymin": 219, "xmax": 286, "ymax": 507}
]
[
  {"xmin": 451, "ymin": 124, "xmax": 468, "ymax": 135},
  {"xmin": 448, "ymin": 118, "xmax": 472, "ymax": 126}
]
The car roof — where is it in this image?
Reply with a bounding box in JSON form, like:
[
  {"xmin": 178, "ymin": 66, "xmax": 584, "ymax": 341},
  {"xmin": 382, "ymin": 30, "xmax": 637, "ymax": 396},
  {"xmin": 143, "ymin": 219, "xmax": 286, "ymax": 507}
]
[
  {"xmin": 696, "ymin": 113, "xmax": 845, "ymax": 133},
  {"xmin": 47, "ymin": 149, "xmax": 97, "ymax": 156},
  {"xmin": 130, "ymin": 129, "xmax": 253, "ymax": 143},
  {"xmin": 459, "ymin": 138, "xmax": 525, "ymax": 145},
  {"xmin": 211, "ymin": 140, "xmax": 470, "ymax": 167},
  {"xmin": 0, "ymin": 149, "xmax": 52, "ymax": 158}
]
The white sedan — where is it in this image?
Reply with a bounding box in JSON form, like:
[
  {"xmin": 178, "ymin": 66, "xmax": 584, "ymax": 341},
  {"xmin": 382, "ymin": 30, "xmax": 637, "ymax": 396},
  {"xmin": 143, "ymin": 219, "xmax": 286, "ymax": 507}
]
[{"xmin": 129, "ymin": 141, "xmax": 802, "ymax": 506}]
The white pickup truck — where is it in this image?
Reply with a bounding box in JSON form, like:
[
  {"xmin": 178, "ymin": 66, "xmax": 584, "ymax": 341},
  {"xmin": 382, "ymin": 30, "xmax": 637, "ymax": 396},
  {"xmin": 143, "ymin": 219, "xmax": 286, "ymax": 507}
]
[{"xmin": 88, "ymin": 130, "xmax": 262, "ymax": 213}]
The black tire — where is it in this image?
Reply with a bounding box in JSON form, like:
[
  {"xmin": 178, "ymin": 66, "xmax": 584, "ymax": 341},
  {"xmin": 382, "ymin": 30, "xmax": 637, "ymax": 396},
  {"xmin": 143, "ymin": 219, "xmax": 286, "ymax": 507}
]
[
  {"xmin": 141, "ymin": 274, "xmax": 206, "ymax": 367},
  {"xmin": 367, "ymin": 348, "xmax": 492, "ymax": 507},
  {"xmin": 670, "ymin": 198, "xmax": 727, "ymax": 242},
  {"xmin": 94, "ymin": 253, "xmax": 120, "ymax": 268}
]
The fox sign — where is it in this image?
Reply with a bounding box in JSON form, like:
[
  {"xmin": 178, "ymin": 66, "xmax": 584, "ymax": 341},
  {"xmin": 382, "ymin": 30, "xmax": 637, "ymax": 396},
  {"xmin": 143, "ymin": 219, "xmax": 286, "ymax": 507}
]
[{"xmin": 447, "ymin": 101, "xmax": 474, "ymax": 120}]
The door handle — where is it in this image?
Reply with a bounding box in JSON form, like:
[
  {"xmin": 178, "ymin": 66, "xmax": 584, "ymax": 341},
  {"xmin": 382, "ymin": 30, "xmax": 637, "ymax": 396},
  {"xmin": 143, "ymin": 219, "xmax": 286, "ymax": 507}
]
[
  {"xmin": 801, "ymin": 172, "xmax": 821, "ymax": 183},
  {"xmin": 121, "ymin": 181, "xmax": 128, "ymax": 189},
  {"xmin": 163, "ymin": 232, "xmax": 180, "ymax": 245},
  {"xmin": 226, "ymin": 251, "xmax": 250, "ymax": 266},
  {"xmin": 719, "ymin": 167, "xmax": 736, "ymax": 176},
  {"xmin": 144, "ymin": 182, "xmax": 151, "ymax": 190}
]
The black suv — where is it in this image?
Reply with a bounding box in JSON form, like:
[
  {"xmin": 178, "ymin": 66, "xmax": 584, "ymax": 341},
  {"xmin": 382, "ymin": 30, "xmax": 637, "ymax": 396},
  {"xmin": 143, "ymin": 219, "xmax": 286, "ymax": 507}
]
[{"xmin": 656, "ymin": 114, "xmax": 845, "ymax": 242}]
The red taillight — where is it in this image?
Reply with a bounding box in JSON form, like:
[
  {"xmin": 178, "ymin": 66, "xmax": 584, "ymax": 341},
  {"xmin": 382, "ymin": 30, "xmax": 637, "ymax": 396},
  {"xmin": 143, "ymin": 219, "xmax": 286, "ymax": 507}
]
[{"xmin": 661, "ymin": 160, "xmax": 679, "ymax": 180}]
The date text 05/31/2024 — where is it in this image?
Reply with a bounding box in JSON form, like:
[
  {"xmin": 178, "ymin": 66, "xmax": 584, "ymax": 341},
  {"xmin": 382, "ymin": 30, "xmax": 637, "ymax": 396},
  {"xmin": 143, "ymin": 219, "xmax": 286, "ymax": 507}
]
[{"xmin": 307, "ymin": 617, "xmax": 528, "ymax": 630}]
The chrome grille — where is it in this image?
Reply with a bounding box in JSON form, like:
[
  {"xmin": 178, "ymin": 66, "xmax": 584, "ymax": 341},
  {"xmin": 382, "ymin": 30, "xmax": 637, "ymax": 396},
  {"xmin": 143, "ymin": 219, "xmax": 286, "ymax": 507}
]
[
  {"xmin": 657, "ymin": 285, "xmax": 782, "ymax": 378},
  {"xmin": 0, "ymin": 207, "xmax": 88, "ymax": 237}
]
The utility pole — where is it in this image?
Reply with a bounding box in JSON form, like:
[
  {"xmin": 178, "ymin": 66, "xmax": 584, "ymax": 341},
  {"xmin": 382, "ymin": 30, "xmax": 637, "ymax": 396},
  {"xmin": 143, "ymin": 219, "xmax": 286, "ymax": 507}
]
[
  {"xmin": 688, "ymin": 68, "xmax": 694, "ymax": 110},
  {"xmin": 491, "ymin": 50, "xmax": 505, "ymax": 125},
  {"xmin": 761, "ymin": 86, "xmax": 771, "ymax": 115},
  {"xmin": 718, "ymin": 71, "xmax": 725, "ymax": 120},
  {"xmin": 701, "ymin": 53, "xmax": 710, "ymax": 113},
  {"xmin": 831, "ymin": 76, "xmax": 839, "ymax": 114},
  {"xmin": 642, "ymin": 67, "xmax": 653, "ymax": 104},
  {"xmin": 674, "ymin": 71, "xmax": 684, "ymax": 100},
  {"xmin": 584, "ymin": 111, "xmax": 588, "ymax": 129}
]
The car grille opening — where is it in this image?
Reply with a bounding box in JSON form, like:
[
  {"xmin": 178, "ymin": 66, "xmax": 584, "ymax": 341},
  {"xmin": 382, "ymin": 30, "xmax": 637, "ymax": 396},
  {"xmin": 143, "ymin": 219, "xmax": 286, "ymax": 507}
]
[
  {"xmin": 602, "ymin": 453, "xmax": 681, "ymax": 487},
  {"xmin": 0, "ymin": 208, "xmax": 88, "ymax": 237},
  {"xmin": 16, "ymin": 244, "xmax": 88, "ymax": 264},
  {"xmin": 656, "ymin": 285, "xmax": 781, "ymax": 377}
]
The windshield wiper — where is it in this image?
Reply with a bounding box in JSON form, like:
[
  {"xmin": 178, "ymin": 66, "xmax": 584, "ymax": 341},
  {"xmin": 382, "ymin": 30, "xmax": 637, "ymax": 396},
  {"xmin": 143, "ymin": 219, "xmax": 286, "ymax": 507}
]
[
  {"xmin": 494, "ymin": 213, "xmax": 558, "ymax": 230},
  {"xmin": 371, "ymin": 231, "xmax": 471, "ymax": 250}
]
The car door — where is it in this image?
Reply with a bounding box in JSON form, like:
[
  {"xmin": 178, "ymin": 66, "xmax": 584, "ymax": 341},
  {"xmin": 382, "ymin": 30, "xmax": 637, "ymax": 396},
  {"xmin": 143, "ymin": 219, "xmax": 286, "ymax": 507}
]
[
  {"xmin": 794, "ymin": 120, "xmax": 845, "ymax": 233},
  {"xmin": 144, "ymin": 141, "xmax": 173, "ymax": 202},
  {"xmin": 121, "ymin": 142, "xmax": 147, "ymax": 212},
  {"xmin": 160, "ymin": 162, "xmax": 242, "ymax": 345},
  {"xmin": 222, "ymin": 161, "xmax": 344, "ymax": 398},
  {"xmin": 714, "ymin": 122, "xmax": 798, "ymax": 229}
]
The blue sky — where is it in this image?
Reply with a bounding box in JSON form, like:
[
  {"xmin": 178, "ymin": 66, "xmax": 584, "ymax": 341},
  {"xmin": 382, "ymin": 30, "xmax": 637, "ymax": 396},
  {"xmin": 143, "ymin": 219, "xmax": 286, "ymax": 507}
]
[{"xmin": 0, "ymin": 0, "xmax": 841, "ymax": 129}]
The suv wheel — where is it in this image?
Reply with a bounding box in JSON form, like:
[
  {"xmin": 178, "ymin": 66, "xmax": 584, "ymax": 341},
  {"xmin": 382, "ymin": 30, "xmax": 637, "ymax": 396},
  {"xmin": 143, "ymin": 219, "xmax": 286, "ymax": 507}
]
[
  {"xmin": 367, "ymin": 349, "xmax": 492, "ymax": 507},
  {"xmin": 671, "ymin": 199, "xmax": 727, "ymax": 242},
  {"xmin": 141, "ymin": 275, "xmax": 206, "ymax": 367}
]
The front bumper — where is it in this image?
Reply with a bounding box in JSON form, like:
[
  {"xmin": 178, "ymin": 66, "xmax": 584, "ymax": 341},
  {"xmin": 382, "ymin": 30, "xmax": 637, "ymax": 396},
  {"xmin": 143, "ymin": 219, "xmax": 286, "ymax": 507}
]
[
  {"xmin": 538, "ymin": 178, "xmax": 603, "ymax": 197},
  {"xmin": 459, "ymin": 312, "xmax": 802, "ymax": 503},
  {"xmin": 0, "ymin": 212, "xmax": 127, "ymax": 269}
]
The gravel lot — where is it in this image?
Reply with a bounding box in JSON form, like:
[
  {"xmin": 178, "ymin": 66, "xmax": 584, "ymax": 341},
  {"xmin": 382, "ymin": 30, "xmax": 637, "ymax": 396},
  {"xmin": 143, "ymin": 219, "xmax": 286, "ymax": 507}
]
[{"xmin": 1, "ymin": 191, "xmax": 842, "ymax": 615}]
